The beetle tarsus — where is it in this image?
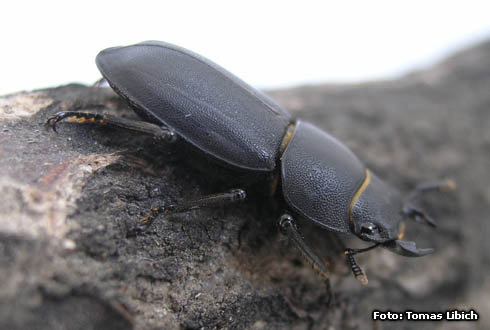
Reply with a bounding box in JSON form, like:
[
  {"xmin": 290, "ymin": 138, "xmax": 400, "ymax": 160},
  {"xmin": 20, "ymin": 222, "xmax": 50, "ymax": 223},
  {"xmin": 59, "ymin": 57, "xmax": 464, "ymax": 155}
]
[
  {"xmin": 46, "ymin": 111, "xmax": 176, "ymax": 142},
  {"xmin": 46, "ymin": 111, "xmax": 105, "ymax": 132}
]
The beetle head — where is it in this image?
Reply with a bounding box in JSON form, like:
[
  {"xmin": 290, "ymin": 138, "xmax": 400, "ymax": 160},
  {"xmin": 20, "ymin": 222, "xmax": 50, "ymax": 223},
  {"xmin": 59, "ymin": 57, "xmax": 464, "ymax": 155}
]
[
  {"xmin": 351, "ymin": 213, "xmax": 400, "ymax": 244},
  {"xmin": 352, "ymin": 217, "xmax": 434, "ymax": 257},
  {"xmin": 350, "ymin": 171, "xmax": 434, "ymax": 257}
]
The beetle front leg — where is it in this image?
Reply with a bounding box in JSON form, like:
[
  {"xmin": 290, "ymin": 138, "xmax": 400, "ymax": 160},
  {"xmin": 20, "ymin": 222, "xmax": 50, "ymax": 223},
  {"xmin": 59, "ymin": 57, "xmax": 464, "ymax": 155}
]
[
  {"xmin": 128, "ymin": 189, "xmax": 246, "ymax": 236},
  {"xmin": 46, "ymin": 111, "xmax": 176, "ymax": 142},
  {"xmin": 406, "ymin": 178, "xmax": 456, "ymax": 200},
  {"xmin": 278, "ymin": 214, "xmax": 330, "ymax": 280},
  {"xmin": 403, "ymin": 178, "xmax": 456, "ymax": 227},
  {"xmin": 278, "ymin": 214, "xmax": 333, "ymax": 304},
  {"xmin": 278, "ymin": 215, "xmax": 330, "ymax": 279}
]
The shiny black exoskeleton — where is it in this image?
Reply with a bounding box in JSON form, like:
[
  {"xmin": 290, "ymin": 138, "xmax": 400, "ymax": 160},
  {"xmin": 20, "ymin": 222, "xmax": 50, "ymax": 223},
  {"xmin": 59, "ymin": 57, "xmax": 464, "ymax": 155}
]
[{"xmin": 47, "ymin": 41, "xmax": 454, "ymax": 286}]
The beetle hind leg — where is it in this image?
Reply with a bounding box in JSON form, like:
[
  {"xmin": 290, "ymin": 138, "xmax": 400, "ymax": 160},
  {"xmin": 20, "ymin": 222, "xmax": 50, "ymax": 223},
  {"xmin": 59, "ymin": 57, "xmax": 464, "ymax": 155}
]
[{"xmin": 46, "ymin": 111, "xmax": 176, "ymax": 142}]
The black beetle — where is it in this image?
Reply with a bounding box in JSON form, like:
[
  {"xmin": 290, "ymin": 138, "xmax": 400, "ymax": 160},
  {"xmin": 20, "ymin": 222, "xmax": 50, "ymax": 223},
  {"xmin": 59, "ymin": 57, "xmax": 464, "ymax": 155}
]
[{"xmin": 47, "ymin": 41, "xmax": 454, "ymax": 286}]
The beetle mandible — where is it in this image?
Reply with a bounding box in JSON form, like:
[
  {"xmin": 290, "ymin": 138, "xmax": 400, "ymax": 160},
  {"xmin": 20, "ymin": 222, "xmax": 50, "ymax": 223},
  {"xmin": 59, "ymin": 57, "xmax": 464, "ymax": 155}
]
[{"xmin": 47, "ymin": 41, "xmax": 454, "ymax": 286}]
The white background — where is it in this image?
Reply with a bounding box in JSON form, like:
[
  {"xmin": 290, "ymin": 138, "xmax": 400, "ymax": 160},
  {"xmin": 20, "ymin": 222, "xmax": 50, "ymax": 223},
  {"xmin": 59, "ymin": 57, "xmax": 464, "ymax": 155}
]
[{"xmin": 1, "ymin": 0, "xmax": 489, "ymax": 95}]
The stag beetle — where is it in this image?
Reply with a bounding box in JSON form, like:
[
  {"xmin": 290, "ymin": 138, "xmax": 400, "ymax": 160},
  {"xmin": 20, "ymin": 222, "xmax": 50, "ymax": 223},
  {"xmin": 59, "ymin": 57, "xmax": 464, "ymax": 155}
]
[{"xmin": 47, "ymin": 41, "xmax": 454, "ymax": 286}]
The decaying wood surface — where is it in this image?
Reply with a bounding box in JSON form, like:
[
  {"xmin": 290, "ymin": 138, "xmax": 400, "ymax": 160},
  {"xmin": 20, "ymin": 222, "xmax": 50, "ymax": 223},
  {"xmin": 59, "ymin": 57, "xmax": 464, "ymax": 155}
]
[{"xmin": 1, "ymin": 40, "xmax": 489, "ymax": 330}]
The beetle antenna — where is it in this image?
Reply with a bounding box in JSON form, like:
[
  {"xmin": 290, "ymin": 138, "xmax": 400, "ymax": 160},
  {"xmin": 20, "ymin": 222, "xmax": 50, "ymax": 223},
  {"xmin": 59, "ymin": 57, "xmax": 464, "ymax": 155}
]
[
  {"xmin": 345, "ymin": 250, "xmax": 368, "ymax": 285},
  {"xmin": 346, "ymin": 243, "xmax": 380, "ymax": 255},
  {"xmin": 346, "ymin": 252, "xmax": 367, "ymax": 285},
  {"xmin": 344, "ymin": 244, "xmax": 379, "ymax": 285}
]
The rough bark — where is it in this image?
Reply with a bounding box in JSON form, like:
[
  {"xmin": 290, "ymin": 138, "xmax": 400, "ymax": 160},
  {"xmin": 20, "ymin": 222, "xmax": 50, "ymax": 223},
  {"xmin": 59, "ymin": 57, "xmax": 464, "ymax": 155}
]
[{"xmin": 1, "ymin": 40, "xmax": 489, "ymax": 330}]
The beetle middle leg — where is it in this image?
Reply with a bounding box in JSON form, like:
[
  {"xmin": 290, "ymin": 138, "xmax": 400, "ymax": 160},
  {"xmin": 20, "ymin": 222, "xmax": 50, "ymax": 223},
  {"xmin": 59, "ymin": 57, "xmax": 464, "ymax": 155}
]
[
  {"xmin": 127, "ymin": 189, "xmax": 246, "ymax": 236},
  {"xmin": 46, "ymin": 111, "xmax": 176, "ymax": 142}
]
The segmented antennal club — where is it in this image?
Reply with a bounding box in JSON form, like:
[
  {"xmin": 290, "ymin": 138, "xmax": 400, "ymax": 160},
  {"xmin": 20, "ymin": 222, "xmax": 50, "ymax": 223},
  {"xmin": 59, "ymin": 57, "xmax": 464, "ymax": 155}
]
[
  {"xmin": 344, "ymin": 244, "xmax": 379, "ymax": 285},
  {"xmin": 345, "ymin": 250, "xmax": 368, "ymax": 285}
]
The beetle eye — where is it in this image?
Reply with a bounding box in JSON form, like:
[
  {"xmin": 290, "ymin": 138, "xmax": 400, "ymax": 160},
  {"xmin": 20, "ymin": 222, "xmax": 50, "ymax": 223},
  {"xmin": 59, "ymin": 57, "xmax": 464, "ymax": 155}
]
[{"xmin": 360, "ymin": 223, "xmax": 376, "ymax": 235}]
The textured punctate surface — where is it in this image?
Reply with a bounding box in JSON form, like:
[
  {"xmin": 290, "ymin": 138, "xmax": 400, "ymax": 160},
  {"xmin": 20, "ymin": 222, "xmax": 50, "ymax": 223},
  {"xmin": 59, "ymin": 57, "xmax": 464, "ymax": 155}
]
[
  {"xmin": 351, "ymin": 171, "xmax": 403, "ymax": 240},
  {"xmin": 96, "ymin": 41, "xmax": 291, "ymax": 171},
  {"xmin": 281, "ymin": 121, "xmax": 366, "ymax": 232}
]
